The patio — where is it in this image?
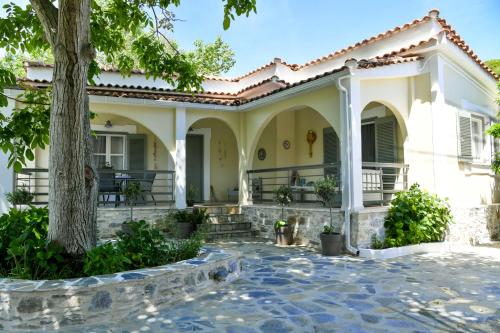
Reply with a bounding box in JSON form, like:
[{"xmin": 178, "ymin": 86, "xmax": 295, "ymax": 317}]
[{"xmin": 80, "ymin": 240, "xmax": 499, "ymax": 333}]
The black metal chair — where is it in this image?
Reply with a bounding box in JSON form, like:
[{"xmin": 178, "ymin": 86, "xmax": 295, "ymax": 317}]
[
  {"xmin": 138, "ymin": 172, "xmax": 156, "ymax": 205},
  {"xmin": 98, "ymin": 171, "xmax": 120, "ymax": 206}
]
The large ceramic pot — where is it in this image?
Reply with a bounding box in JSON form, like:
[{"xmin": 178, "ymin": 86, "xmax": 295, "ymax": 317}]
[
  {"xmin": 320, "ymin": 232, "xmax": 342, "ymax": 256},
  {"xmin": 177, "ymin": 222, "xmax": 194, "ymax": 239},
  {"xmin": 275, "ymin": 225, "xmax": 293, "ymax": 246}
]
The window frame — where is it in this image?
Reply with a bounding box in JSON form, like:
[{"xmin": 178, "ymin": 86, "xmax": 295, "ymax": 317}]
[
  {"xmin": 470, "ymin": 116, "xmax": 484, "ymax": 162},
  {"xmin": 93, "ymin": 133, "xmax": 127, "ymax": 170}
]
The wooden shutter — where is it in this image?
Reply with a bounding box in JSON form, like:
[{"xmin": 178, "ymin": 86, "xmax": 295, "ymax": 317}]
[
  {"xmin": 127, "ymin": 134, "xmax": 147, "ymax": 171},
  {"xmin": 457, "ymin": 112, "xmax": 472, "ymax": 162},
  {"xmin": 375, "ymin": 116, "xmax": 396, "ymax": 163},
  {"xmin": 323, "ymin": 127, "xmax": 339, "ymax": 163},
  {"xmin": 375, "ymin": 116, "xmax": 397, "ymax": 192}
]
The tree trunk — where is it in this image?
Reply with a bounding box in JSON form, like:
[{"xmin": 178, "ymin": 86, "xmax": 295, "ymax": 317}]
[{"xmin": 46, "ymin": 0, "xmax": 97, "ymax": 256}]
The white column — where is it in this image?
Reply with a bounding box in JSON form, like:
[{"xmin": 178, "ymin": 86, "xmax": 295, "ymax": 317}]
[
  {"xmin": 238, "ymin": 114, "xmax": 249, "ymax": 205},
  {"xmin": 175, "ymin": 107, "xmax": 187, "ymax": 209},
  {"xmin": 429, "ymin": 55, "xmax": 446, "ymax": 194},
  {"xmin": 348, "ymin": 77, "xmax": 364, "ymax": 210},
  {"xmin": 0, "ymin": 90, "xmax": 16, "ymax": 213}
]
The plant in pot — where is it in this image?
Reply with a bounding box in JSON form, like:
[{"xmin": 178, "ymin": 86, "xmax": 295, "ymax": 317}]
[
  {"xmin": 121, "ymin": 181, "xmax": 142, "ymax": 234},
  {"xmin": 173, "ymin": 209, "xmax": 195, "ymax": 239},
  {"xmin": 314, "ymin": 176, "xmax": 341, "ymax": 256},
  {"xmin": 186, "ymin": 185, "xmax": 198, "ymax": 207},
  {"xmin": 274, "ymin": 185, "xmax": 293, "ymax": 246}
]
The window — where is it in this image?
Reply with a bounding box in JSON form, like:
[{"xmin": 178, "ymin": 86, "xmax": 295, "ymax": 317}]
[
  {"xmin": 93, "ymin": 134, "xmax": 126, "ymax": 169},
  {"xmin": 471, "ymin": 117, "xmax": 484, "ymax": 161}
]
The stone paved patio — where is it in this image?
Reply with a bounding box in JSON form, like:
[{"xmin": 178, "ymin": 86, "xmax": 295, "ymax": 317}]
[{"xmin": 77, "ymin": 240, "xmax": 498, "ymax": 333}]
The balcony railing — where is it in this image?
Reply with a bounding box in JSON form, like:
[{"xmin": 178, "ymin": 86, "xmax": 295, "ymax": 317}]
[
  {"xmin": 14, "ymin": 168, "xmax": 175, "ymax": 206},
  {"xmin": 247, "ymin": 162, "xmax": 409, "ymax": 206}
]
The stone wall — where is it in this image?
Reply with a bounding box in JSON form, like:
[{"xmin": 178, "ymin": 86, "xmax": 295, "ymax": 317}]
[
  {"xmin": 97, "ymin": 206, "xmax": 173, "ymax": 238},
  {"xmin": 0, "ymin": 247, "xmax": 242, "ymax": 331},
  {"xmin": 243, "ymin": 204, "xmax": 500, "ymax": 249},
  {"xmin": 242, "ymin": 204, "xmax": 344, "ymax": 248}
]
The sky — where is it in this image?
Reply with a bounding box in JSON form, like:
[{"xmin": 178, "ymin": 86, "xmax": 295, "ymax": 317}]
[{"xmin": 1, "ymin": 0, "xmax": 499, "ymax": 77}]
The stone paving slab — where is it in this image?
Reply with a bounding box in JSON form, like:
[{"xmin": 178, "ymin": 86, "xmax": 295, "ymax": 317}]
[{"xmin": 29, "ymin": 240, "xmax": 500, "ymax": 333}]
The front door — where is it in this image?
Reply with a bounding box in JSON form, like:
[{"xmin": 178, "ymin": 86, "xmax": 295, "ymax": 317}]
[{"xmin": 186, "ymin": 134, "xmax": 204, "ymax": 202}]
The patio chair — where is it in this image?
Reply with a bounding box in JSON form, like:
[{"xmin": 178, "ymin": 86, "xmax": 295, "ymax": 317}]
[
  {"xmin": 98, "ymin": 171, "xmax": 120, "ymax": 206},
  {"xmin": 138, "ymin": 172, "xmax": 156, "ymax": 205}
]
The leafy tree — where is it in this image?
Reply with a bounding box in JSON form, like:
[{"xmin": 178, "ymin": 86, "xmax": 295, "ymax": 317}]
[
  {"xmin": 485, "ymin": 59, "xmax": 500, "ymax": 173},
  {"xmin": 0, "ymin": 0, "xmax": 256, "ymax": 256}
]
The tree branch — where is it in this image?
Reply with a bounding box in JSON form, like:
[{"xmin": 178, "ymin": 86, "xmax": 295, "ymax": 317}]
[
  {"xmin": 0, "ymin": 91, "xmax": 51, "ymax": 106},
  {"xmin": 29, "ymin": 0, "xmax": 58, "ymax": 49}
]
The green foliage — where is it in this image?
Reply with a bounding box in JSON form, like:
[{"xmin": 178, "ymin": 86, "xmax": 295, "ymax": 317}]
[
  {"xmin": 383, "ymin": 183, "xmax": 453, "ymax": 248},
  {"xmin": 154, "ymin": 213, "xmax": 179, "ymax": 237},
  {"xmin": 314, "ymin": 176, "xmax": 337, "ymax": 207},
  {"xmin": 371, "ymin": 235, "xmax": 385, "ymax": 249},
  {"xmin": 274, "ymin": 220, "xmax": 287, "ymax": 229},
  {"xmin": 6, "ymin": 187, "xmax": 34, "ymax": 206},
  {"xmin": 485, "ymin": 59, "xmax": 500, "ymax": 76},
  {"xmin": 487, "ymin": 123, "xmax": 500, "ymax": 138},
  {"xmin": 83, "ymin": 242, "xmax": 130, "ymax": 276},
  {"xmin": 0, "ymin": 207, "xmax": 74, "ymax": 279},
  {"xmin": 323, "ymin": 225, "xmax": 336, "ymax": 234},
  {"xmin": 0, "ymin": 87, "xmax": 50, "ymax": 172},
  {"xmin": 0, "ymin": 0, "xmax": 256, "ymax": 172},
  {"xmin": 274, "ymin": 185, "xmax": 293, "ymax": 207},
  {"xmin": 0, "ymin": 209, "xmax": 204, "ymax": 278},
  {"xmin": 492, "ymin": 153, "xmax": 500, "ymax": 174},
  {"xmin": 173, "ymin": 208, "xmax": 209, "ymax": 226},
  {"xmin": 186, "ymin": 185, "xmax": 199, "ymax": 202}
]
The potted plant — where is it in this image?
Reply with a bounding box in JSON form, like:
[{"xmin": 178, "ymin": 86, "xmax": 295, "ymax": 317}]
[
  {"xmin": 173, "ymin": 210, "xmax": 195, "ymax": 239},
  {"xmin": 120, "ymin": 181, "xmax": 142, "ymax": 234},
  {"xmin": 314, "ymin": 176, "xmax": 341, "ymax": 256},
  {"xmin": 274, "ymin": 185, "xmax": 293, "ymax": 245},
  {"xmin": 186, "ymin": 185, "xmax": 198, "ymax": 207}
]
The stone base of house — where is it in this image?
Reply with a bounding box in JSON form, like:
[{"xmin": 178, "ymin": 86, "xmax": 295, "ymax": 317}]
[
  {"xmin": 97, "ymin": 205, "xmax": 174, "ymax": 238},
  {"xmin": 242, "ymin": 203, "xmax": 500, "ymax": 250}
]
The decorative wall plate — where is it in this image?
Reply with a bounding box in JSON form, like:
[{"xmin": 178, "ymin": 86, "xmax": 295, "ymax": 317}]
[
  {"xmin": 282, "ymin": 140, "xmax": 291, "ymax": 150},
  {"xmin": 257, "ymin": 148, "xmax": 266, "ymax": 160}
]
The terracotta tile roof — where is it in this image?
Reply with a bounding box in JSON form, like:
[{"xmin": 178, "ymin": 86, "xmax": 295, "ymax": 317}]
[
  {"xmin": 437, "ymin": 18, "xmax": 498, "ymax": 80},
  {"xmin": 18, "ymin": 54, "xmax": 423, "ymax": 106}
]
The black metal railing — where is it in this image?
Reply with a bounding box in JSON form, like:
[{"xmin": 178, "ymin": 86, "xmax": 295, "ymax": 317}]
[
  {"xmin": 247, "ymin": 162, "xmax": 409, "ymax": 206},
  {"xmin": 247, "ymin": 163, "xmax": 342, "ymax": 206},
  {"xmin": 14, "ymin": 168, "xmax": 175, "ymax": 206}
]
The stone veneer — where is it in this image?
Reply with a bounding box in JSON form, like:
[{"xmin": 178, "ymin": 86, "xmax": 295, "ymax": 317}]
[
  {"xmin": 97, "ymin": 206, "xmax": 173, "ymax": 238},
  {"xmin": 243, "ymin": 204, "xmax": 500, "ymax": 249},
  {"xmin": 0, "ymin": 247, "xmax": 241, "ymax": 331}
]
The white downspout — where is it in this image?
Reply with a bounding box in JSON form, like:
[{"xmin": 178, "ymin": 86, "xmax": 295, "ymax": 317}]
[{"xmin": 336, "ymin": 71, "xmax": 359, "ymax": 256}]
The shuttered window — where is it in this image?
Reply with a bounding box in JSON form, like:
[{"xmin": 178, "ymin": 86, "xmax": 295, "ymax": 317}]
[
  {"xmin": 375, "ymin": 116, "xmax": 397, "ymax": 163},
  {"xmin": 471, "ymin": 117, "xmax": 484, "ymax": 161},
  {"xmin": 457, "ymin": 112, "xmax": 473, "ymax": 162},
  {"xmin": 127, "ymin": 134, "xmax": 147, "ymax": 171},
  {"xmin": 323, "ymin": 127, "xmax": 340, "ymax": 179}
]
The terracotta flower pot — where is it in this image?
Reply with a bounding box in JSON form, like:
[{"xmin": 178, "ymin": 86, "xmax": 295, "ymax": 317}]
[
  {"xmin": 320, "ymin": 232, "xmax": 341, "ymax": 256},
  {"xmin": 275, "ymin": 225, "xmax": 293, "ymax": 245}
]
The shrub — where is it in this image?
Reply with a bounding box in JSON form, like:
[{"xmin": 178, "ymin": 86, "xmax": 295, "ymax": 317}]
[
  {"xmin": 383, "ymin": 183, "xmax": 453, "ymax": 248},
  {"xmin": 6, "ymin": 187, "xmax": 34, "ymax": 207},
  {"xmin": 83, "ymin": 242, "xmax": 131, "ymax": 276},
  {"xmin": 155, "ymin": 213, "xmax": 179, "ymax": 237},
  {"xmin": 0, "ymin": 207, "xmax": 74, "ymax": 279},
  {"xmin": 314, "ymin": 176, "xmax": 338, "ymax": 233}
]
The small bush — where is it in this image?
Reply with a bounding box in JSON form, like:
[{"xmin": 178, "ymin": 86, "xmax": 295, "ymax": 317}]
[
  {"xmin": 155, "ymin": 213, "xmax": 179, "ymax": 237},
  {"xmin": 383, "ymin": 183, "xmax": 453, "ymax": 248},
  {"xmin": 83, "ymin": 242, "xmax": 130, "ymax": 276},
  {"xmin": 6, "ymin": 187, "xmax": 34, "ymax": 207}
]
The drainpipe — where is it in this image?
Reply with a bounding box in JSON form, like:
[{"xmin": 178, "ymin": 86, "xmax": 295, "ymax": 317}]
[{"xmin": 336, "ymin": 62, "xmax": 359, "ymax": 256}]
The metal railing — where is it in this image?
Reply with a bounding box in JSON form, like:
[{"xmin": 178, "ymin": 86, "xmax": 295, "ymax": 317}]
[
  {"xmin": 247, "ymin": 162, "xmax": 409, "ymax": 206},
  {"xmin": 14, "ymin": 168, "xmax": 175, "ymax": 206},
  {"xmin": 247, "ymin": 163, "xmax": 342, "ymax": 206}
]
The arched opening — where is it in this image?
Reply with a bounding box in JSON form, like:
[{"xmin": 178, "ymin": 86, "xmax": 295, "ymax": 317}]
[
  {"xmin": 361, "ymin": 101, "xmax": 408, "ymax": 205},
  {"xmin": 249, "ymin": 107, "xmax": 340, "ymax": 204},
  {"xmin": 187, "ymin": 118, "xmax": 239, "ymax": 204},
  {"xmin": 91, "ymin": 113, "xmax": 175, "ymax": 206}
]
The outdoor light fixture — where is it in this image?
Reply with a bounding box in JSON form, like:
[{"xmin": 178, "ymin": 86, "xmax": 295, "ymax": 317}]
[{"xmin": 104, "ymin": 120, "xmax": 112, "ymax": 128}]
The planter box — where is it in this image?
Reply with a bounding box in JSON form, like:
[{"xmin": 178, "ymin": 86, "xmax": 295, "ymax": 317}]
[{"xmin": 358, "ymin": 242, "xmax": 452, "ymax": 259}]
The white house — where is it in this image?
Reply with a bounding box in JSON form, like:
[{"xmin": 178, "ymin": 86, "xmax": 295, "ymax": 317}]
[{"xmin": 1, "ymin": 10, "xmax": 498, "ymax": 247}]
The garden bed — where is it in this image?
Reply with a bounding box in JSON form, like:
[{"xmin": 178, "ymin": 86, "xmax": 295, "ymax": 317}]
[
  {"xmin": 358, "ymin": 242, "xmax": 452, "ymax": 259},
  {"xmin": 0, "ymin": 247, "xmax": 242, "ymax": 331}
]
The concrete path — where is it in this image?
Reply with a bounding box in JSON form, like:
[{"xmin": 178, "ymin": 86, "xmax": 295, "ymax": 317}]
[{"xmin": 86, "ymin": 240, "xmax": 499, "ymax": 333}]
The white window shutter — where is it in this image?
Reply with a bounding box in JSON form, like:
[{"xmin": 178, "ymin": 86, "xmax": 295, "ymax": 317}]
[{"xmin": 457, "ymin": 112, "xmax": 472, "ymax": 162}]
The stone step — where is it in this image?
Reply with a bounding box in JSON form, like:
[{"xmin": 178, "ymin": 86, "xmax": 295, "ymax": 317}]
[
  {"xmin": 208, "ymin": 214, "xmax": 245, "ymax": 224},
  {"xmin": 205, "ymin": 230, "xmax": 257, "ymax": 242},
  {"xmin": 207, "ymin": 222, "xmax": 252, "ymax": 232}
]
